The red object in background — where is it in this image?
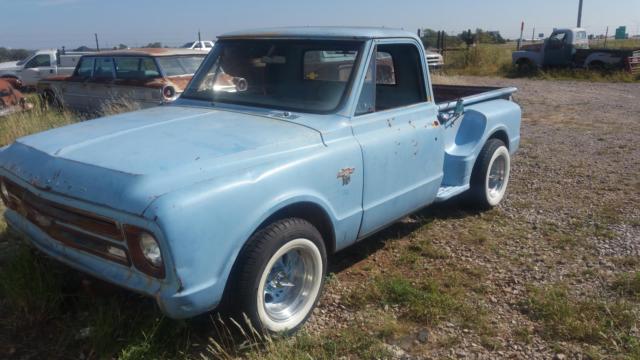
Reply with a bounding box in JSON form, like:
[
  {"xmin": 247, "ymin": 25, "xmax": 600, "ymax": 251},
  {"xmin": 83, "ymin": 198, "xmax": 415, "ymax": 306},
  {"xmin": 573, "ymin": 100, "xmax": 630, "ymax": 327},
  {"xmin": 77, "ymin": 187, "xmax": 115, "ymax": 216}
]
[{"xmin": 0, "ymin": 78, "xmax": 33, "ymax": 114}]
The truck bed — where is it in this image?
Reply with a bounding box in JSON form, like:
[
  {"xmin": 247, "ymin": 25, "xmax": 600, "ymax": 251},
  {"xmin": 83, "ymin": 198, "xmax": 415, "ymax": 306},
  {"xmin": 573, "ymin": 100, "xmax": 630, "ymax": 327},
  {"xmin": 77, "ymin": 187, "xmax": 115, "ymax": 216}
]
[{"xmin": 433, "ymin": 84, "xmax": 516, "ymax": 111}]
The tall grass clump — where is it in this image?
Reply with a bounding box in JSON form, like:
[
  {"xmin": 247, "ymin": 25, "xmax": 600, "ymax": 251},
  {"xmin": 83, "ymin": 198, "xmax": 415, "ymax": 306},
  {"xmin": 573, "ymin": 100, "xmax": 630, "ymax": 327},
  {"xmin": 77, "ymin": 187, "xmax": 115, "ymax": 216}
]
[
  {"xmin": 0, "ymin": 96, "xmax": 79, "ymax": 146},
  {"xmin": 521, "ymin": 284, "xmax": 640, "ymax": 357}
]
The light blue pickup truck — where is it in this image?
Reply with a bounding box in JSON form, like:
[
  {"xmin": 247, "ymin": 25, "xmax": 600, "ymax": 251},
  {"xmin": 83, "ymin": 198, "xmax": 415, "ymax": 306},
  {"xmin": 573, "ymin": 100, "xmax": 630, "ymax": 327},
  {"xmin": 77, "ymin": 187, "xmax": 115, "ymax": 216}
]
[{"xmin": 0, "ymin": 27, "xmax": 520, "ymax": 333}]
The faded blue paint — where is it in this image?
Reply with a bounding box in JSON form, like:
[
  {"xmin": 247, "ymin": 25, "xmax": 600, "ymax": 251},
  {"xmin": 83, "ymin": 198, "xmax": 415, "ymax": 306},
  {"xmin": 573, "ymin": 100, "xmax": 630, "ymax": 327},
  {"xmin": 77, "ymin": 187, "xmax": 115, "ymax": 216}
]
[{"xmin": 0, "ymin": 28, "xmax": 521, "ymax": 319}]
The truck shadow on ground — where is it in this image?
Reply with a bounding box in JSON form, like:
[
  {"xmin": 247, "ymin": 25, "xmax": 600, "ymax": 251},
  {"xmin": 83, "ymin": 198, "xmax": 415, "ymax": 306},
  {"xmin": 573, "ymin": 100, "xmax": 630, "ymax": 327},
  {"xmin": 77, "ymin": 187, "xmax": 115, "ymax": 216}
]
[{"xmin": 329, "ymin": 197, "xmax": 482, "ymax": 274}]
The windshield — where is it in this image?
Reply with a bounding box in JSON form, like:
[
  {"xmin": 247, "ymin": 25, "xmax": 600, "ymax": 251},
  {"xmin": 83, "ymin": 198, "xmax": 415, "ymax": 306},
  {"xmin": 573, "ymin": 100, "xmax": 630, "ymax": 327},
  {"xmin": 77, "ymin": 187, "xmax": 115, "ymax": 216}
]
[
  {"xmin": 16, "ymin": 55, "xmax": 32, "ymax": 66},
  {"xmin": 182, "ymin": 39, "xmax": 363, "ymax": 113},
  {"xmin": 157, "ymin": 56, "xmax": 205, "ymax": 76}
]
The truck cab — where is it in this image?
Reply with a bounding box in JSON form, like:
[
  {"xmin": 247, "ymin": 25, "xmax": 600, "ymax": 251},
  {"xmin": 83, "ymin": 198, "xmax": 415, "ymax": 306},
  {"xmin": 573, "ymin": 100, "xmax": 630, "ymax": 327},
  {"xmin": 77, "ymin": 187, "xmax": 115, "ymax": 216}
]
[
  {"xmin": 0, "ymin": 27, "xmax": 520, "ymax": 334},
  {"xmin": 0, "ymin": 49, "xmax": 88, "ymax": 88}
]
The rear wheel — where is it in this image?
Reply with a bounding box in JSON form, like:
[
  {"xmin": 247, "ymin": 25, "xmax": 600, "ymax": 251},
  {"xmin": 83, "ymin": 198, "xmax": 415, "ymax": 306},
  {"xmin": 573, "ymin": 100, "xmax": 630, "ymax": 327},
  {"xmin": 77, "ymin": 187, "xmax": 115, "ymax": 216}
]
[
  {"xmin": 468, "ymin": 139, "xmax": 511, "ymax": 209},
  {"xmin": 232, "ymin": 218, "xmax": 326, "ymax": 334}
]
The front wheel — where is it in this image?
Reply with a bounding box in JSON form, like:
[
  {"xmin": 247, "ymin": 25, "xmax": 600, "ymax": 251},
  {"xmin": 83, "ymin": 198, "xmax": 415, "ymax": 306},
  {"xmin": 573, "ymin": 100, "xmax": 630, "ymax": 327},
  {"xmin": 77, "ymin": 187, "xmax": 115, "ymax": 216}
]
[
  {"xmin": 233, "ymin": 218, "xmax": 326, "ymax": 334},
  {"xmin": 468, "ymin": 139, "xmax": 511, "ymax": 209}
]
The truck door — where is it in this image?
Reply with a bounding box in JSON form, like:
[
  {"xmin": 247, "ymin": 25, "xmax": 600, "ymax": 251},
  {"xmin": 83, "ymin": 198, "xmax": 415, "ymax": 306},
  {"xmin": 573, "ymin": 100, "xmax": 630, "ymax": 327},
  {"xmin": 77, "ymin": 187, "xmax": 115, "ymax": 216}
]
[
  {"xmin": 350, "ymin": 40, "xmax": 444, "ymax": 238},
  {"xmin": 20, "ymin": 53, "xmax": 54, "ymax": 87},
  {"xmin": 62, "ymin": 57, "xmax": 94, "ymax": 110},
  {"xmin": 543, "ymin": 31, "xmax": 573, "ymax": 67}
]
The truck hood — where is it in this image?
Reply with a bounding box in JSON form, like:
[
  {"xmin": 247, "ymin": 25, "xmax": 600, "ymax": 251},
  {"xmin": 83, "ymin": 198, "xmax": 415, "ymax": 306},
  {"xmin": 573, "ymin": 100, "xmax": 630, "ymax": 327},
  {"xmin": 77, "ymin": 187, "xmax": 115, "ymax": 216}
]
[
  {"xmin": 0, "ymin": 61, "xmax": 20, "ymax": 72},
  {"xmin": 0, "ymin": 105, "xmax": 323, "ymax": 215}
]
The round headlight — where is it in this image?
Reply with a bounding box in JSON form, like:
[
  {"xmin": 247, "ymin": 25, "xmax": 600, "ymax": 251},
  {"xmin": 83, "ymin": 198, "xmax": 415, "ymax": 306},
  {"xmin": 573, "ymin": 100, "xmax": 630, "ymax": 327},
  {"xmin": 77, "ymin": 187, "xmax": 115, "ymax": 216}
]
[{"xmin": 139, "ymin": 233, "xmax": 162, "ymax": 267}]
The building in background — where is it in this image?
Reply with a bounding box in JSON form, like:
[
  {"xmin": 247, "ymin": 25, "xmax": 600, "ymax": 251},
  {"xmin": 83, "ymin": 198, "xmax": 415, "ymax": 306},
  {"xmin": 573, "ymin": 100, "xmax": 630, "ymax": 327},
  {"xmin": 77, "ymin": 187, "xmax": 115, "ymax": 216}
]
[{"xmin": 615, "ymin": 26, "xmax": 628, "ymax": 40}]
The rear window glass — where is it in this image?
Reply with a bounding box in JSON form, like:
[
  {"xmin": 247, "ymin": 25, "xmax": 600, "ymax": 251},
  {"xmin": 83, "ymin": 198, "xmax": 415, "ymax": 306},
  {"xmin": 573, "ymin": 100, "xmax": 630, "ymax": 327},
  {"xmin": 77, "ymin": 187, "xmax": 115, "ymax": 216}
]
[
  {"xmin": 303, "ymin": 50, "xmax": 357, "ymax": 82},
  {"xmin": 75, "ymin": 57, "xmax": 94, "ymax": 78},
  {"xmin": 114, "ymin": 57, "xmax": 160, "ymax": 79},
  {"xmin": 156, "ymin": 56, "xmax": 204, "ymax": 76},
  {"xmin": 376, "ymin": 52, "xmax": 396, "ymax": 85}
]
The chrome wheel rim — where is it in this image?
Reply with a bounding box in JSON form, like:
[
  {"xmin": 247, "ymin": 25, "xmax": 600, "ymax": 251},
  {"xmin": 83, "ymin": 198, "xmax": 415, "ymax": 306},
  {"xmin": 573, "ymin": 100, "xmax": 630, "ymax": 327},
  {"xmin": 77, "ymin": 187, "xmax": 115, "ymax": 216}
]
[
  {"xmin": 487, "ymin": 155, "xmax": 506, "ymax": 198},
  {"xmin": 257, "ymin": 238, "xmax": 322, "ymax": 331}
]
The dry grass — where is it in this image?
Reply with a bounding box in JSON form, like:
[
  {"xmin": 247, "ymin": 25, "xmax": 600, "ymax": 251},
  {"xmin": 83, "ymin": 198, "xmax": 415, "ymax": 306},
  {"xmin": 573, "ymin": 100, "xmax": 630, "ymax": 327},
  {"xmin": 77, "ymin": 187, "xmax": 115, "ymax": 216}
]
[
  {"xmin": 0, "ymin": 96, "xmax": 79, "ymax": 147},
  {"xmin": 442, "ymin": 41, "xmax": 640, "ymax": 82}
]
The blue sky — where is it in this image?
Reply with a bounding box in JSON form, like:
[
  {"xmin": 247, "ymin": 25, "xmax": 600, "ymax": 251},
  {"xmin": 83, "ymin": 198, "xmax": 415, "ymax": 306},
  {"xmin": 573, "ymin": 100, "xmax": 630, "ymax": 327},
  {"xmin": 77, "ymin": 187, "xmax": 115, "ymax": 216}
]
[{"xmin": 1, "ymin": 0, "xmax": 638, "ymax": 49}]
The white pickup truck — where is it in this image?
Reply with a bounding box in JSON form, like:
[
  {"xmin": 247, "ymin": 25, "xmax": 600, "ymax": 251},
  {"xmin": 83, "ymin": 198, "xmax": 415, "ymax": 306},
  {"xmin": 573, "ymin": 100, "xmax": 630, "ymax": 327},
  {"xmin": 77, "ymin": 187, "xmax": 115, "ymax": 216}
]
[
  {"xmin": 180, "ymin": 41, "xmax": 215, "ymax": 52},
  {"xmin": 0, "ymin": 49, "xmax": 91, "ymax": 88}
]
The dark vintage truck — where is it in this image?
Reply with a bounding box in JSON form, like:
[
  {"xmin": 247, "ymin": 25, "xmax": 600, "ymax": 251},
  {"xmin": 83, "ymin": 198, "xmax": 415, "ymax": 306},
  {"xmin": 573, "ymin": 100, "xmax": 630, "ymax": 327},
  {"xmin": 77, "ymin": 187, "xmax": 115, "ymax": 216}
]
[
  {"xmin": 0, "ymin": 27, "xmax": 521, "ymax": 333},
  {"xmin": 513, "ymin": 27, "xmax": 640, "ymax": 72}
]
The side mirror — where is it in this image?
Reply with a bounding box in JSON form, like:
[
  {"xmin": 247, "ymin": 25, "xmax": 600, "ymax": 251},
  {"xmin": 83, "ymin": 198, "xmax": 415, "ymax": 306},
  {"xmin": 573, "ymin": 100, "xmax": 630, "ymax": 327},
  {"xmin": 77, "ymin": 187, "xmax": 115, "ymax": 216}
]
[{"xmin": 454, "ymin": 99, "xmax": 465, "ymax": 117}]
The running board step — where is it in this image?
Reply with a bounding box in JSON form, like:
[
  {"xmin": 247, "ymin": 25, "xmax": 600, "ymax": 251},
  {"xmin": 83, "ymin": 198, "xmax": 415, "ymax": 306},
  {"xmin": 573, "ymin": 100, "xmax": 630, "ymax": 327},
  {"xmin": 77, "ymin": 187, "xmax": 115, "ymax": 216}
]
[{"xmin": 435, "ymin": 185, "xmax": 469, "ymax": 202}]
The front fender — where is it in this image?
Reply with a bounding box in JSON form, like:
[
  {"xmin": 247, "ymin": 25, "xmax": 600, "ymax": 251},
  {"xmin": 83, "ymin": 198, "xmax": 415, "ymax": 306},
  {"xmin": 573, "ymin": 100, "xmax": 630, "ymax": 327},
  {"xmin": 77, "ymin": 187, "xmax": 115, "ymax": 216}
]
[{"xmin": 141, "ymin": 138, "xmax": 363, "ymax": 316}]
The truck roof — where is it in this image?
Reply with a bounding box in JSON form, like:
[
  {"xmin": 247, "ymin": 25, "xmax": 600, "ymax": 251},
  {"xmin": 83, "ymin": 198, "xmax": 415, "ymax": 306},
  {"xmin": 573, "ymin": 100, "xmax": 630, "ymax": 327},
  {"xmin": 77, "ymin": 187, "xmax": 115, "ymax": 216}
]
[
  {"xmin": 82, "ymin": 48, "xmax": 205, "ymax": 57},
  {"xmin": 219, "ymin": 27, "xmax": 420, "ymax": 41}
]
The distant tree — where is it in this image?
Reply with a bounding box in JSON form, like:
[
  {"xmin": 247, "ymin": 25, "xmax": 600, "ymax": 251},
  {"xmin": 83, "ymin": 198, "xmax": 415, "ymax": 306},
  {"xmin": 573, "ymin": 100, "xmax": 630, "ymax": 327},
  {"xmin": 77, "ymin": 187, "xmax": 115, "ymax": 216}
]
[
  {"xmin": 143, "ymin": 42, "xmax": 163, "ymax": 48},
  {"xmin": 419, "ymin": 28, "xmax": 462, "ymax": 49},
  {"xmin": 459, "ymin": 29, "xmax": 477, "ymax": 48},
  {"xmin": 118, "ymin": 44, "xmax": 128, "ymax": 49},
  {"xmin": 73, "ymin": 45, "xmax": 94, "ymax": 52},
  {"xmin": 0, "ymin": 48, "xmax": 32, "ymax": 62},
  {"xmin": 474, "ymin": 29, "xmax": 506, "ymax": 44}
]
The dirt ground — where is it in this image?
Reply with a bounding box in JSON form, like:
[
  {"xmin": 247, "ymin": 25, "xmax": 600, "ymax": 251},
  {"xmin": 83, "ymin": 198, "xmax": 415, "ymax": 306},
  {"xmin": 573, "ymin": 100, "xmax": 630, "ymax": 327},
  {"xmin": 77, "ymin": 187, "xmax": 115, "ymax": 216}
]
[
  {"xmin": 0, "ymin": 77, "xmax": 639, "ymax": 359},
  {"xmin": 305, "ymin": 76, "xmax": 640, "ymax": 359}
]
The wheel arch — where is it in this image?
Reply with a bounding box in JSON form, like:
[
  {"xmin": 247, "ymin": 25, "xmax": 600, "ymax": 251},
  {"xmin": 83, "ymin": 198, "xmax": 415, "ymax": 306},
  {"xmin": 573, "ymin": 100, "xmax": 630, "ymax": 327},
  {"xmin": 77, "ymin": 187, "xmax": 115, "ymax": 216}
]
[
  {"xmin": 218, "ymin": 199, "xmax": 337, "ymax": 311},
  {"xmin": 253, "ymin": 201, "xmax": 336, "ymax": 256},
  {"xmin": 487, "ymin": 129, "xmax": 510, "ymax": 150}
]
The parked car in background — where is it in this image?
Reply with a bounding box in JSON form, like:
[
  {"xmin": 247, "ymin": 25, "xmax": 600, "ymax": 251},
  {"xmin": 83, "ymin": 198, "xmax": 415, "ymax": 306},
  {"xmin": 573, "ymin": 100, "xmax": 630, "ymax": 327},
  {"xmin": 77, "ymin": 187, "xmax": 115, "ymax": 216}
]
[
  {"xmin": 513, "ymin": 27, "xmax": 640, "ymax": 72},
  {"xmin": 181, "ymin": 41, "xmax": 215, "ymax": 51},
  {"xmin": 0, "ymin": 49, "xmax": 89, "ymax": 88},
  {"xmin": 0, "ymin": 27, "xmax": 520, "ymax": 334},
  {"xmin": 38, "ymin": 48, "xmax": 206, "ymax": 113},
  {"xmin": 426, "ymin": 50, "xmax": 444, "ymax": 69},
  {"xmin": 0, "ymin": 78, "xmax": 33, "ymax": 117}
]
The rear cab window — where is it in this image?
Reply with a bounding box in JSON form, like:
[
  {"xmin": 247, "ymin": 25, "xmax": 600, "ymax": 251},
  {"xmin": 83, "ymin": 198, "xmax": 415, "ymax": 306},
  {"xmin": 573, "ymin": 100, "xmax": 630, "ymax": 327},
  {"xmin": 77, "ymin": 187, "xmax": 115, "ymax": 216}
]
[{"xmin": 303, "ymin": 50, "xmax": 357, "ymax": 82}]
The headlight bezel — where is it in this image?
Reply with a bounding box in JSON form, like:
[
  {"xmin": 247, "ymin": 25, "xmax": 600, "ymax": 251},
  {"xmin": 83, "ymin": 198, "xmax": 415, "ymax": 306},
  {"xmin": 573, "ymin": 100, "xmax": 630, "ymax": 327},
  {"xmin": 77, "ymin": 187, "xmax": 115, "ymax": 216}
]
[{"xmin": 124, "ymin": 225, "xmax": 165, "ymax": 279}]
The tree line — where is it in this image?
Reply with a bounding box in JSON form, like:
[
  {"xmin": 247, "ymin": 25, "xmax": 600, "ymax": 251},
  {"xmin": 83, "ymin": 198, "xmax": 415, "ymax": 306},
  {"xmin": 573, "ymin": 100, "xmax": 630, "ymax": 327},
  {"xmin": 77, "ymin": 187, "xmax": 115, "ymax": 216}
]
[
  {"xmin": 0, "ymin": 48, "xmax": 32, "ymax": 63},
  {"xmin": 420, "ymin": 28, "xmax": 507, "ymax": 49}
]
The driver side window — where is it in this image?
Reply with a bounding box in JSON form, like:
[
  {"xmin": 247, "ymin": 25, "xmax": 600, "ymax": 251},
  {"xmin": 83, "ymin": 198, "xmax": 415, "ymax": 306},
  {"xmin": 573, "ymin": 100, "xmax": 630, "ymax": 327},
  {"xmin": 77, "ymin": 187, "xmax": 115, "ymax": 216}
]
[
  {"xmin": 550, "ymin": 32, "xmax": 567, "ymax": 43},
  {"xmin": 25, "ymin": 54, "xmax": 51, "ymax": 68},
  {"xmin": 355, "ymin": 43, "xmax": 427, "ymax": 115}
]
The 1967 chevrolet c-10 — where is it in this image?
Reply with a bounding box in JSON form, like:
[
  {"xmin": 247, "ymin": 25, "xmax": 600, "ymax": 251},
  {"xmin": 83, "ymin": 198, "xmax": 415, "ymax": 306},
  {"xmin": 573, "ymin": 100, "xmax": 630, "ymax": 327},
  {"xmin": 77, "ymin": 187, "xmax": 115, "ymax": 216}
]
[{"xmin": 0, "ymin": 27, "xmax": 520, "ymax": 333}]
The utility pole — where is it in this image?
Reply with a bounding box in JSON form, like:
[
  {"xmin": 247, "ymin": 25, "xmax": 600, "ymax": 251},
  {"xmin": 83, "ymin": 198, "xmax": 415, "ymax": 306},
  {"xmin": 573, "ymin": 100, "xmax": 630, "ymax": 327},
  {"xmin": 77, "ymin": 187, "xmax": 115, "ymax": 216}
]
[
  {"xmin": 94, "ymin": 33, "xmax": 100, "ymax": 52},
  {"xmin": 198, "ymin": 29, "xmax": 202, "ymax": 43},
  {"xmin": 531, "ymin": 27, "xmax": 536, "ymax": 42},
  {"xmin": 577, "ymin": 0, "xmax": 584, "ymax": 28},
  {"xmin": 604, "ymin": 26, "xmax": 609, "ymax": 48},
  {"xmin": 517, "ymin": 21, "xmax": 524, "ymax": 50}
]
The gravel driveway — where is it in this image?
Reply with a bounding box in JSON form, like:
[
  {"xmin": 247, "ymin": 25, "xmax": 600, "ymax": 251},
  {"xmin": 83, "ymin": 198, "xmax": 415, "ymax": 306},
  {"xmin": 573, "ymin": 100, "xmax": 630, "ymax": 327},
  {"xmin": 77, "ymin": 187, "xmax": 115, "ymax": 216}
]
[{"xmin": 306, "ymin": 77, "xmax": 640, "ymax": 359}]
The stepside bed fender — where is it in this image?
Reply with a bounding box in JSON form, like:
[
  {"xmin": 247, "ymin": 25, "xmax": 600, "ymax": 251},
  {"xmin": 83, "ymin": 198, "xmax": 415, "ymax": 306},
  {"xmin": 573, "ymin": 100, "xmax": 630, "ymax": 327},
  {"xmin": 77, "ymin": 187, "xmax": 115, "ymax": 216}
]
[{"xmin": 441, "ymin": 99, "xmax": 520, "ymax": 187}]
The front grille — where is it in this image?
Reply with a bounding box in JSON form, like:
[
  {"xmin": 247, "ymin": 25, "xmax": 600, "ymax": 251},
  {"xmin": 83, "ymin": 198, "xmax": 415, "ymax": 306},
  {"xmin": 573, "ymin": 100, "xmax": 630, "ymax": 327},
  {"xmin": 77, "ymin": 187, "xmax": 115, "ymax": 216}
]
[{"xmin": 3, "ymin": 177, "xmax": 130, "ymax": 265}]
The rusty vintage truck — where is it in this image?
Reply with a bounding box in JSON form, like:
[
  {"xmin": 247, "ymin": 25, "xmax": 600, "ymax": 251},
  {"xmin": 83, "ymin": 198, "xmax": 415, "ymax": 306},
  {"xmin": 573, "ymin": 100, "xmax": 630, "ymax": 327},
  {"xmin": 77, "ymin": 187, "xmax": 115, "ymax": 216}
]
[
  {"xmin": 0, "ymin": 78, "xmax": 33, "ymax": 117},
  {"xmin": 0, "ymin": 27, "xmax": 520, "ymax": 334},
  {"xmin": 37, "ymin": 48, "xmax": 206, "ymax": 113}
]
